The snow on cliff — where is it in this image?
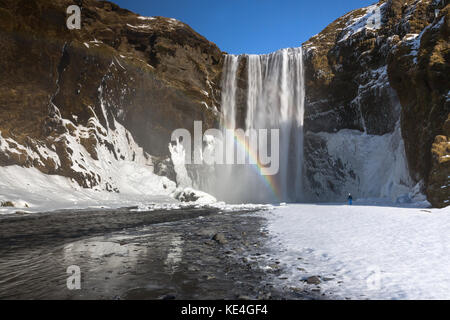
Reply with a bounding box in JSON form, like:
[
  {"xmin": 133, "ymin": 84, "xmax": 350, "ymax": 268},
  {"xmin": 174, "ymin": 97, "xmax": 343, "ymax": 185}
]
[{"xmin": 338, "ymin": 2, "xmax": 386, "ymax": 42}]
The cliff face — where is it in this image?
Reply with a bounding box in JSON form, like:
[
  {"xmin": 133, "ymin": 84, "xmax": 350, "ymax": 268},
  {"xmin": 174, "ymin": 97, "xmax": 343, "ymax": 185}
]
[
  {"xmin": 0, "ymin": 0, "xmax": 223, "ymax": 190},
  {"xmin": 387, "ymin": 1, "xmax": 449, "ymax": 207},
  {"xmin": 302, "ymin": 0, "xmax": 449, "ymax": 207},
  {"xmin": 0, "ymin": 0, "xmax": 448, "ymax": 207}
]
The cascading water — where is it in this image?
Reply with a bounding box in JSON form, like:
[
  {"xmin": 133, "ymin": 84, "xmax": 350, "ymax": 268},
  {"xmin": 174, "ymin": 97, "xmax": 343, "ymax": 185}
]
[
  {"xmin": 180, "ymin": 46, "xmax": 417, "ymax": 205},
  {"xmin": 210, "ymin": 47, "xmax": 306, "ymax": 204}
]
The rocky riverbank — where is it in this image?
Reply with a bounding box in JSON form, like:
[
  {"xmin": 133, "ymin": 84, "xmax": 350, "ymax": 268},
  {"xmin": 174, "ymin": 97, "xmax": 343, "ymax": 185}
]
[{"xmin": 0, "ymin": 207, "xmax": 327, "ymax": 300}]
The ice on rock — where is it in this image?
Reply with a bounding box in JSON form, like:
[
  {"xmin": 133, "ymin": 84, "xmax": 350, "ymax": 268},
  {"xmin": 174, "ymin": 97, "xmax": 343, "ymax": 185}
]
[{"xmin": 305, "ymin": 121, "xmax": 419, "ymax": 204}]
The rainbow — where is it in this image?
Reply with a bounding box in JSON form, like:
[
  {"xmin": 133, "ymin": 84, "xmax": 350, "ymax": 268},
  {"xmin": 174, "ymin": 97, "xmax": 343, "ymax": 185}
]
[{"xmin": 226, "ymin": 128, "xmax": 281, "ymax": 201}]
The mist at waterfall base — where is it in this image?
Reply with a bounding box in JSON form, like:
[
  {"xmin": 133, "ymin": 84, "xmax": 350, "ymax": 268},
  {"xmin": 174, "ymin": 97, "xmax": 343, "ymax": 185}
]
[{"xmin": 199, "ymin": 48, "xmax": 306, "ymax": 204}]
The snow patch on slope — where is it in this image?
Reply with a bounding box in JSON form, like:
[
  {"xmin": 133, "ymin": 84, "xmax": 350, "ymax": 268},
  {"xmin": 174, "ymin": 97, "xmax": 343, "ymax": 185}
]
[
  {"xmin": 398, "ymin": 15, "xmax": 446, "ymax": 64},
  {"xmin": 0, "ymin": 131, "xmax": 61, "ymax": 168},
  {"xmin": 126, "ymin": 23, "xmax": 152, "ymax": 30},
  {"xmin": 339, "ymin": 2, "xmax": 386, "ymax": 42},
  {"xmin": 137, "ymin": 16, "xmax": 156, "ymax": 21}
]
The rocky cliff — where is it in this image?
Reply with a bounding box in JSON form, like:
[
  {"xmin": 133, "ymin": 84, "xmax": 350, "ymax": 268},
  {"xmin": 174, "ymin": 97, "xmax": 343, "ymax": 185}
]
[
  {"xmin": 0, "ymin": 0, "xmax": 448, "ymax": 207},
  {"xmin": 0, "ymin": 0, "xmax": 223, "ymax": 191},
  {"xmin": 302, "ymin": 0, "xmax": 449, "ymax": 207}
]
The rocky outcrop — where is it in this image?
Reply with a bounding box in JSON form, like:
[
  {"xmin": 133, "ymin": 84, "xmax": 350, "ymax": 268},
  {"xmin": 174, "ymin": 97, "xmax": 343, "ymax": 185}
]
[
  {"xmin": 0, "ymin": 0, "xmax": 223, "ymax": 190},
  {"xmin": 302, "ymin": 0, "xmax": 449, "ymax": 206},
  {"xmin": 387, "ymin": 1, "xmax": 449, "ymax": 207},
  {"xmin": 427, "ymin": 115, "xmax": 450, "ymax": 207}
]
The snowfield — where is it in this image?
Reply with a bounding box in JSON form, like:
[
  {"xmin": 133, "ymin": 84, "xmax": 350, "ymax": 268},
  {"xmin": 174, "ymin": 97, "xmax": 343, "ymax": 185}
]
[
  {"xmin": 0, "ymin": 165, "xmax": 270, "ymax": 215},
  {"xmin": 265, "ymin": 203, "xmax": 450, "ymax": 300},
  {"xmin": 0, "ymin": 165, "xmax": 176, "ymax": 215}
]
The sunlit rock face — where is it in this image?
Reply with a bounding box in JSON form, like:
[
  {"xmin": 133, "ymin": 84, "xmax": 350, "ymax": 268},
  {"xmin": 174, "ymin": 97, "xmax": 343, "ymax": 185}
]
[
  {"xmin": 0, "ymin": 0, "xmax": 223, "ymax": 192},
  {"xmin": 301, "ymin": 0, "xmax": 449, "ymax": 206},
  {"xmin": 387, "ymin": 1, "xmax": 449, "ymax": 208}
]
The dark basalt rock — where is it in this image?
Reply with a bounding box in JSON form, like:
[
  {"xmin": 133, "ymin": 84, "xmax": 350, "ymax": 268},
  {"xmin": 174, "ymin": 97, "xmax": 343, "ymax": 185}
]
[
  {"xmin": 305, "ymin": 276, "xmax": 321, "ymax": 285},
  {"xmin": 212, "ymin": 233, "xmax": 227, "ymax": 245}
]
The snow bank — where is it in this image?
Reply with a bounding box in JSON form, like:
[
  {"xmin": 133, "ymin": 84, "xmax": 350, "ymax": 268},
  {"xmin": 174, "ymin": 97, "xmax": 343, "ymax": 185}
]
[
  {"xmin": 131, "ymin": 200, "xmax": 273, "ymax": 213},
  {"xmin": 0, "ymin": 165, "xmax": 176, "ymax": 215},
  {"xmin": 265, "ymin": 204, "xmax": 450, "ymax": 299},
  {"xmin": 172, "ymin": 187, "xmax": 217, "ymax": 204},
  {"xmin": 0, "ymin": 164, "xmax": 261, "ymax": 215}
]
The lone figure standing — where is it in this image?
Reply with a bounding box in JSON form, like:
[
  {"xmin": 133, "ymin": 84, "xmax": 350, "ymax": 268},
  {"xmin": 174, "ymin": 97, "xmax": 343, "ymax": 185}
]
[{"xmin": 348, "ymin": 193, "xmax": 353, "ymax": 205}]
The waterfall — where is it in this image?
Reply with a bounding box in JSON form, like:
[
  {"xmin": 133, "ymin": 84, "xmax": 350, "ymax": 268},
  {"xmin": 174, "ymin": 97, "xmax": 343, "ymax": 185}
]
[
  {"xmin": 211, "ymin": 47, "xmax": 305, "ymax": 203},
  {"xmin": 221, "ymin": 55, "xmax": 240, "ymax": 130}
]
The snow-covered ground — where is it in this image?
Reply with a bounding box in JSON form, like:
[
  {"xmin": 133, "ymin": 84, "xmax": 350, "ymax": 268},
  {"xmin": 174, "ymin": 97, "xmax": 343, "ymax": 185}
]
[
  {"xmin": 0, "ymin": 165, "xmax": 177, "ymax": 215},
  {"xmin": 0, "ymin": 165, "xmax": 270, "ymax": 215},
  {"xmin": 265, "ymin": 203, "xmax": 450, "ymax": 300}
]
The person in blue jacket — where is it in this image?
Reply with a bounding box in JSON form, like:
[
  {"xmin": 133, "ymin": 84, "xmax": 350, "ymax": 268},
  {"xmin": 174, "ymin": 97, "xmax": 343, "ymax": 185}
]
[{"xmin": 348, "ymin": 193, "xmax": 353, "ymax": 205}]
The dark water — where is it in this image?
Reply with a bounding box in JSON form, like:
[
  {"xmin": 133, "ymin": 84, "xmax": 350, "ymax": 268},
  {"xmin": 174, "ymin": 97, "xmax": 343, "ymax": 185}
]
[{"xmin": 0, "ymin": 207, "xmax": 317, "ymax": 300}]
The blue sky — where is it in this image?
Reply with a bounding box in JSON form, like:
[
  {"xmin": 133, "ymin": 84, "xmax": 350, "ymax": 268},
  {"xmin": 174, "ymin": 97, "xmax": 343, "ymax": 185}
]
[{"xmin": 113, "ymin": 0, "xmax": 376, "ymax": 54}]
